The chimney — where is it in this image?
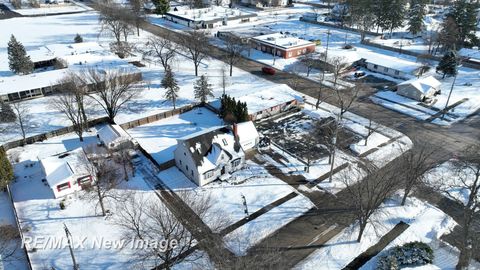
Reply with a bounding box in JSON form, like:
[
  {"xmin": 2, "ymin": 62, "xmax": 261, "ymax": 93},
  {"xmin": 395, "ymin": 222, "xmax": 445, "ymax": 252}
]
[{"xmin": 233, "ymin": 123, "xmax": 238, "ymax": 138}]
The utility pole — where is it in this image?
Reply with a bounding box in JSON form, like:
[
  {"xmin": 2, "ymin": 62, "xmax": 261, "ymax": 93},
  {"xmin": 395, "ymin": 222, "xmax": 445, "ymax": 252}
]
[
  {"xmin": 321, "ymin": 30, "xmax": 331, "ymax": 82},
  {"xmin": 241, "ymin": 194, "xmax": 249, "ymax": 219},
  {"xmin": 64, "ymin": 223, "xmax": 79, "ymax": 270},
  {"xmin": 442, "ymin": 57, "xmax": 461, "ymax": 120}
]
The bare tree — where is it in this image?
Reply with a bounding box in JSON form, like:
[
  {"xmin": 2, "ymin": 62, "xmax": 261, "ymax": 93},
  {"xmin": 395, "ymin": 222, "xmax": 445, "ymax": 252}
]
[
  {"xmin": 11, "ymin": 102, "xmax": 29, "ymax": 145},
  {"xmin": 84, "ymin": 156, "xmax": 123, "ymax": 217},
  {"xmin": 340, "ymin": 163, "xmax": 399, "ymax": 242},
  {"xmin": 97, "ymin": 2, "xmax": 135, "ymax": 50},
  {"xmin": 431, "ymin": 144, "xmax": 480, "ymax": 269},
  {"xmin": 299, "ymin": 51, "xmax": 317, "ymax": 77},
  {"xmin": 112, "ymin": 145, "xmax": 134, "ymax": 181},
  {"xmin": 144, "ymin": 36, "xmax": 177, "ymax": 71},
  {"xmin": 128, "ymin": 0, "xmax": 145, "ymax": 36},
  {"xmin": 50, "ymin": 89, "xmax": 86, "ymax": 142},
  {"xmin": 219, "ymin": 65, "xmax": 230, "ymax": 95},
  {"xmin": 113, "ymin": 191, "xmax": 217, "ymax": 269},
  {"xmin": 364, "ymin": 119, "xmax": 380, "ymax": 146},
  {"xmin": 328, "ymin": 56, "xmax": 348, "ymax": 89},
  {"xmin": 83, "ymin": 68, "xmax": 141, "ymax": 122},
  {"xmin": 223, "ymin": 35, "xmax": 247, "ymax": 76},
  {"xmin": 180, "ymin": 30, "xmax": 210, "ymax": 76},
  {"xmin": 0, "ymin": 225, "xmax": 20, "ymax": 263},
  {"xmin": 313, "ymin": 117, "xmax": 336, "ymax": 165},
  {"xmin": 398, "ymin": 143, "xmax": 436, "ymax": 206}
]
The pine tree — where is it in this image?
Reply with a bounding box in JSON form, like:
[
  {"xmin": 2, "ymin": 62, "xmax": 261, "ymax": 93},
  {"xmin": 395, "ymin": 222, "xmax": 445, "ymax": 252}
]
[
  {"xmin": 194, "ymin": 75, "xmax": 213, "ymax": 103},
  {"xmin": 385, "ymin": 0, "xmax": 407, "ymax": 35},
  {"xmin": 0, "ymin": 147, "xmax": 14, "ymax": 189},
  {"xmin": 436, "ymin": 50, "xmax": 458, "ymax": 79},
  {"xmin": 7, "ymin": 35, "xmax": 34, "ymax": 75},
  {"xmin": 447, "ymin": 0, "xmax": 479, "ymax": 48},
  {"xmin": 162, "ymin": 66, "xmax": 179, "ymax": 109},
  {"xmin": 74, "ymin": 33, "xmax": 83, "ymax": 43},
  {"xmin": 0, "ymin": 102, "xmax": 16, "ymax": 123},
  {"xmin": 407, "ymin": 1, "xmax": 426, "ymax": 36},
  {"xmin": 152, "ymin": 0, "xmax": 169, "ymax": 15}
]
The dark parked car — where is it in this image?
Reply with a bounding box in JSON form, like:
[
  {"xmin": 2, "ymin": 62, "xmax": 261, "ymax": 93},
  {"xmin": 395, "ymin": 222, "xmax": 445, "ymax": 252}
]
[{"xmin": 262, "ymin": 66, "xmax": 276, "ymax": 75}]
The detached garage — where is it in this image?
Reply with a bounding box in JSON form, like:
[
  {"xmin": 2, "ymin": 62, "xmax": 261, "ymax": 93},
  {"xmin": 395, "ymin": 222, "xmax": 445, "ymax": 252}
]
[{"xmin": 397, "ymin": 76, "xmax": 441, "ymax": 102}]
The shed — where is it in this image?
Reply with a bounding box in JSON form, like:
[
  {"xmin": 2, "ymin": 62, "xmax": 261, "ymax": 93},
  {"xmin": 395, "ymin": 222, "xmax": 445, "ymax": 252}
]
[
  {"xmin": 97, "ymin": 124, "xmax": 132, "ymax": 150},
  {"xmin": 397, "ymin": 76, "xmax": 441, "ymax": 101}
]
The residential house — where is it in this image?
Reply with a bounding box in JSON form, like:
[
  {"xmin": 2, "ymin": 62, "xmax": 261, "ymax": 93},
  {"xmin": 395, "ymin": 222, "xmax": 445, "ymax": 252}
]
[
  {"xmin": 397, "ymin": 76, "xmax": 441, "ymax": 101},
  {"xmin": 40, "ymin": 148, "xmax": 94, "ymax": 198},
  {"xmin": 356, "ymin": 55, "xmax": 423, "ymax": 80},
  {"xmin": 174, "ymin": 123, "xmax": 259, "ymax": 186}
]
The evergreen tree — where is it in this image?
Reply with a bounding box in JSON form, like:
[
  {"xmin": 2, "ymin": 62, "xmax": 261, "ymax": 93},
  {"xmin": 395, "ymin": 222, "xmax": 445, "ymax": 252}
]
[
  {"xmin": 193, "ymin": 75, "xmax": 213, "ymax": 103},
  {"xmin": 447, "ymin": 0, "xmax": 479, "ymax": 48},
  {"xmin": 0, "ymin": 102, "xmax": 16, "ymax": 123},
  {"xmin": 407, "ymin": 1, "xmax": 426, "ymax": 36},
  {"xmin": 0, "ymin": 147, "xmax": 14, "ymax": 189},
  {"xmin": 436, "ymin": 50, "xmax": 458, "ymax": 79},
  {"xmin": 7, "ymin": 35, "xmax": 34, "ymax": 75},
  {"xmin": 385, "ymin": 0, "xmax": 407, "ymax": 35},
  {"xmin": 152, "ymin": 0, "xmax": 169, "ymax": 15},
  {"xmin": 161, "ymin": 66, "xmax": 179, "ymax": 109},
  {"xmin": 74, "ymin": 33, "xmax": 83, "ymax": 43},
  {"xmin": 220, "ymin": 95, "xmax": 249, "ymax": 123}
]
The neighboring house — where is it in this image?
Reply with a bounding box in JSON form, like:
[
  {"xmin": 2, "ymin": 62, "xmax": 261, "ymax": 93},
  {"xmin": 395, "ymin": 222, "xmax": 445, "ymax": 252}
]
[
  {"xmin": 97, "ymin": 124, "xmax": 133, "ymax": 150},
  {"xmin": 240, "ymin": 0, "xmax": 290, "ymax": 8},
  {"xmin": 397, "ymin": 76, "xmax": 441, "ymax": 102},
  {"xmin": 174, "ymin": 123, "xmax": 259, "ymax": 186},
  {"xmin": 39, "ymin": 148, "xmax": 94, "ymax": 198},
  {"xmin": 356, "ymin": 56, "xmax": 423, "ymax": 80},
  {"xmin": 250, "ymin": 33, "xmax": 316, "ymax": 59},
  {"xmin": 1, "ymin": 42, "xmax": 142, "ymax": 103},
  {"xmin": 209, "ymin": 84, "xmax": 304, "ymax": 121},
  {"xmin": 164, "ymin": 6, "xmax": 257, "ymax": 29}
]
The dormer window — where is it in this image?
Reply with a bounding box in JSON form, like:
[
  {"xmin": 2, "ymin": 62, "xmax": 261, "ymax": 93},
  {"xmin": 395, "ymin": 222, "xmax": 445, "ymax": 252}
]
[{"xmin": 222, "ymin": 139, "xmax": 228, "ymax": 146}]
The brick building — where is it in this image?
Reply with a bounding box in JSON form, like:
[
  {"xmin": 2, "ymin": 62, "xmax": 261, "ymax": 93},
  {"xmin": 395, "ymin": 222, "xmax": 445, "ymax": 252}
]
[{"xmin": 250, "ymin": 33, "xmax": 316, "ymax": 59}]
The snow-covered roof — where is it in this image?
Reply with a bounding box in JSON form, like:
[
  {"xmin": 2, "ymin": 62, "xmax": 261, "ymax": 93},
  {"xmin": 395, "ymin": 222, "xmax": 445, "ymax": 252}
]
[
  {"xmin": 210, "ymin": 84, "xmax": 303, "ymax": 115},
  {"xmin": 28, "ymin": 46, "xmax": 56, "ymax": 63},
  {"xmin": 0, "ymin": 69, "xmax": 68, "ymax": 96},
  {"xmin": 166, "ymin": 6, "xmax": 256, "ymax": 23},
  {"xmin": 236, "ymin": 121, "xmax": 259, "ymax": 145},
  {"xmin": 252, "ymin": 33, "xmax": 314, "ymax": 49},
  {"xmin": 40, "ymin": 148, "xmax": 91, "ymax": 187},
  {"xmin": 178, "ymin": 126, "xmax": 243, "ymax": 174},
  {"xmin": 398, "ymin": 75, "xmax": 441, "ymax": 94},
  {"xmin": 97, "ymin": 124, "xmax": 131, "ymax": 148},
  {"xmin": 28, "ymin": 42, "xmax": 106, "ymax": 63},
  {"xmin": 363, "ymin": 54, "xmax": 422, "ymax": 74}
]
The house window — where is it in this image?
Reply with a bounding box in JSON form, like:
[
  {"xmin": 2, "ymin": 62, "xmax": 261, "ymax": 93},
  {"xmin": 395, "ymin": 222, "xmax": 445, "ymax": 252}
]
[
  {"xmin": 180, "ymin": 160, "xmax": 182, "ymax": 165},
  {"xmin": 373, "ymin": 64, "xmax": 378, "ymax": 69},
  {"xmin": 186, "ymin": 165, "xmax": 189, "ymax": 171},
  {"xmin": 57, "ymin": 182, "xmax": 71, "ymax": 192},
  {"xmin": 191, "ymin": 170, "xmax": 194, "ymax": 176},
  {"xmin": 222, "ymin": 138, "xmax": 228, "ymax": 146},
  {"xmin": 204, "ymin": 170, "xmax": 215, "ymax": 179},
  {"xmin": 383, "ymin": 67, "xmax": 389, "ymax": 72},
  {"xmin": 395, "ymin": 70, "xmax": 400, "ymax": 75},
  {"xmin": 77, "ymin": 176, "xmax": 91, "ymax": 186},
  {"xmin": 232, "ymin": 158, "xmax": 242, "ymax": 168},
  {"xmin": 184, "ymin": 152, "xmax": 186, "ymax": 156}
]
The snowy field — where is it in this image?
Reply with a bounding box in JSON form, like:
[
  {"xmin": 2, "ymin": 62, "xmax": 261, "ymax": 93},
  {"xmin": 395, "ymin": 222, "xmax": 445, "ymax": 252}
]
[
  {"xmin": 0, "ymin": 11, "xmax": 294, "ymax": 145},
  {"xmin": 1, "ymin": 0, "xmax": 91, "ymax": 16},
  {"xmin": 295, "ymin": 195, "xmax": 457, "ymax": 270}
]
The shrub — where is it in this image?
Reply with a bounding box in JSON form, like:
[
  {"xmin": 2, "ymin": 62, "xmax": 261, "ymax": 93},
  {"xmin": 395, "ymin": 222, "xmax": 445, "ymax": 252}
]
[
  {"xmin": 74, "ymin": 33, "xmax": 83, "ymax": 43},
  {"xmin": 59, "ymin": 201, "xmax": 66, "ymax": 210},
  {"xmin": 11, "ymin": 0, "xmax": 22, "ymax": 9},
  {"xmin": 343, "ymin": 44, "xmax": 354, "ymax": 49},
  {"xmin": 376, "ymin": 241, "xmax": 434, "ymax": 270}
]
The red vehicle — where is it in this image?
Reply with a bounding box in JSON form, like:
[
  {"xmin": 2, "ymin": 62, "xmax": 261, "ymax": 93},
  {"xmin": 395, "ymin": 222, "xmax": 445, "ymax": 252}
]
[{"xmin": 262, "ymin": 66, "xmax": 276, "ymax": 75}]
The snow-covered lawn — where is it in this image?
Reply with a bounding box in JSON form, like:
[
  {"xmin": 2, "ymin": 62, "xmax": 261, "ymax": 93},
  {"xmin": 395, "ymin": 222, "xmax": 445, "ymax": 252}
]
[
  {"xmin": 224, "ymin": 194, "xmax": 313, "ymax": 256},
  {"xmin": 158, "ymin": 161, "xmax": 312, "ymax": 229},
  {"xmin": 6, "ymin": 131, "xmax": 178, "ymax": 270},
  {"xmin": 128, "ymin": 107, "xmax": 224, "ymax": 164},
  {"xmin": 2, "ymin": 1, "xmax": 91, "ymax": 16},
  {"xmin": 295, "ymin": 195, "xmax": 456, "ymax": 270}
]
